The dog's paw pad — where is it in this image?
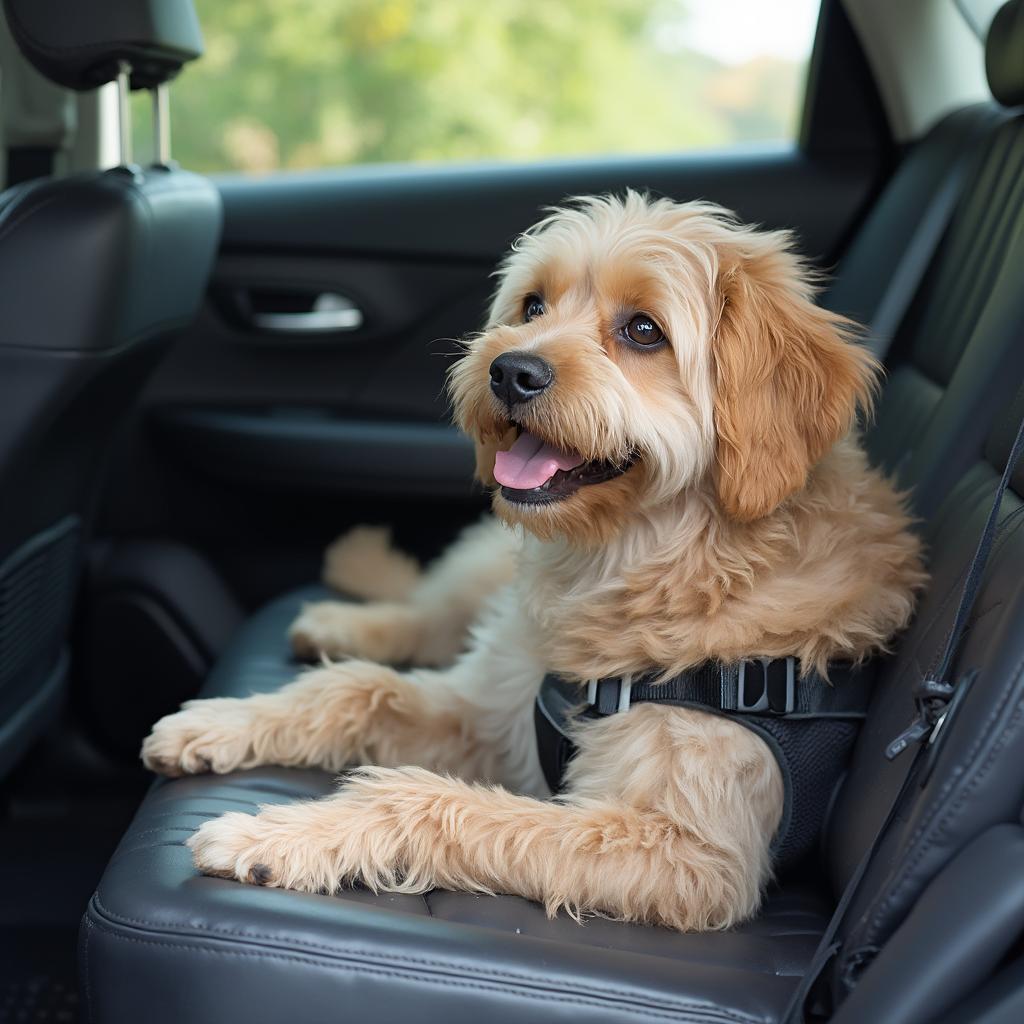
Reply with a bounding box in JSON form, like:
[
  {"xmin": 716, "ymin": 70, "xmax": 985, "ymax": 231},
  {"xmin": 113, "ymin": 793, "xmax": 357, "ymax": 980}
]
[{"xmin": 249, "ymin": 863, "xmax": 274, "ymax": 885}]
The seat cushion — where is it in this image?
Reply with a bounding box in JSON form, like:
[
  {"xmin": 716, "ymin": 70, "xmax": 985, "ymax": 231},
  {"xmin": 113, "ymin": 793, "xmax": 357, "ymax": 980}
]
[
  {"xmin": 82, "ymin": 585, "xmax": 828, "ymax": 1024},
  {"xmin": 84, "ymin": 770, "xmax": 828, "ymax": 1024},
  {"xmin": 199, "ymin": 583, "xmax": 332, "ymax": 699}
]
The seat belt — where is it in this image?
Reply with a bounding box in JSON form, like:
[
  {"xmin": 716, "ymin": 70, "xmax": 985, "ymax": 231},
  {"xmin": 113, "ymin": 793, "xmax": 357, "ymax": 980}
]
[
  {"xmin": 782, "ymin": 398, "xmax": 1024, "ymax": 1023},
  {"xmin": 867, "ymin": 113, "xmax": 996, "ymax": 360}
]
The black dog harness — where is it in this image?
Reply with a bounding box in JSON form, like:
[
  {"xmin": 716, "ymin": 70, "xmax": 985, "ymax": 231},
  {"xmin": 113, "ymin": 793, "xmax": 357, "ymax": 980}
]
[{"xmin": 534, "ymin": 658, "xmax": 871, "ymax": 871}]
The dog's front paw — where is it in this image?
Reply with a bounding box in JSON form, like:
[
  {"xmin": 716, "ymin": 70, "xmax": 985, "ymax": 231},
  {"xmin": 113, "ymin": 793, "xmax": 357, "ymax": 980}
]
[
  {"xmin": 288, "ymin": 600, "xmax": 349, "ymax": 660},
  {"xmin": 323, "ymin": 526, "xmax": 422, "ymax": 600},
  {"xmin": 188, "ymin": 805, "xmax": 348, "ymax": 893},
  {"xmin": 288, "ymin": 600, "xmax": 412, "ymax": 663},
  {"xmin": 141, "ymin": 699, "xmax": 257, "ymax": 777},
  {"xmin": 188, "ymin": 811, "xmax": 276, "ymax": 884}
]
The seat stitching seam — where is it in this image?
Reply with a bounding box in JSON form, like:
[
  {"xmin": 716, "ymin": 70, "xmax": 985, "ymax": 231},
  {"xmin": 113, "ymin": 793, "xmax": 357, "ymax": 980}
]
[
  {"xmin": 0, "ymin": 193, "xmax": 66, "ymax": 244},
  {"xmin": 112, "ymin": 840, "xmax": 202, "ymax": 856},
  {"xmin": 127, "ymin": 825, "xmax": 204, "ymax": 841},
  {"xmin": 83, "ymin": 915, "xmax": 760, "ymax": 1024},
  {"xmin": 146, "ymin": 794, "xmax": 268, "ymax": 809},
  {"xmin": 82, "ymin": 915, "xmax": 94, "ymax": 1024},
  {"xmin": 89, "ymin": 892, "xmax": 802, "ymax": 993}
]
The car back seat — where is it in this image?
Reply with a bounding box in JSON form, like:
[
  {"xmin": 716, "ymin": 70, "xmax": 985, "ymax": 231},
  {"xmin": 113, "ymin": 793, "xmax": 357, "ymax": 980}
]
[{"xmin": 81, "ymin": 9, "xmax": 1024, "ymax": 1022}]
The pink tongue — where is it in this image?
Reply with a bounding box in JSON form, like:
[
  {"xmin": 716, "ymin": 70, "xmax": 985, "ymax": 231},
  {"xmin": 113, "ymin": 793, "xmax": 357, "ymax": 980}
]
[{"xmin": 493, "ymin": 431, "xmax": 584, "ymax": 490}]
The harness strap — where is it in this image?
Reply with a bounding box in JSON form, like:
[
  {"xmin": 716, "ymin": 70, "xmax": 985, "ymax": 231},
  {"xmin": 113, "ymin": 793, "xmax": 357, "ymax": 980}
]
[{"xmin": 535, "ymin": 659, "xmax": 870, "ymax": 795}]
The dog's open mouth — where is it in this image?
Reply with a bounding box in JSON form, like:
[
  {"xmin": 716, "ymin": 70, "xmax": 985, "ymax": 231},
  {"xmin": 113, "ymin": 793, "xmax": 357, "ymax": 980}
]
[{"xmin": 493, "ymin": 429, "xmax": 635, "ymax": 504}]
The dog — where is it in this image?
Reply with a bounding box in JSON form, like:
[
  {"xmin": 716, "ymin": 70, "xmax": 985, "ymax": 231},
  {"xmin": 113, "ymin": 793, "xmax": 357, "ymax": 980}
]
[{"xmin": 142, "ymin": 193, "xmax": 925, "ymax": 931}]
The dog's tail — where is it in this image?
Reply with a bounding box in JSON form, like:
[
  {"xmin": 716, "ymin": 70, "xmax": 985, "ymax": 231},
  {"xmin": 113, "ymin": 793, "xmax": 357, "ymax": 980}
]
[{"xmin": 321, "ymin": 525, "xmax": 423, "ymax": 601}]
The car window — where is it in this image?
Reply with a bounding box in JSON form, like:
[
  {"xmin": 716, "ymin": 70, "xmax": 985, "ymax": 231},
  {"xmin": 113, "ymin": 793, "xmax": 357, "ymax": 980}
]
[
  {"xmin": 956, "ymin": 0, "xmax": 1008, "ymax": 38},
  {"xmin": 135, "ymin": 0, "xmax": 821, "ymax": 175}
]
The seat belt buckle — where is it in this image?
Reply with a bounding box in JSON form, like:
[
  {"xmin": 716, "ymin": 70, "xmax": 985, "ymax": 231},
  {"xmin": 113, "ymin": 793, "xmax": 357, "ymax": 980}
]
[
  {"xmin": 737, "ymin": 657, "xmax": 796, "ymax": 715},
  {"xmin": 884, "ymin": 669, "xmax": 977, "ymax": 766}
]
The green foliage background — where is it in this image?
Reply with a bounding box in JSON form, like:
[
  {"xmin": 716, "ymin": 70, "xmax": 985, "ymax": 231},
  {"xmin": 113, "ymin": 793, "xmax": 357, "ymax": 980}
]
[{"xmin": 138, "ymin": 0, "xmax": 808, "ymax": 175}]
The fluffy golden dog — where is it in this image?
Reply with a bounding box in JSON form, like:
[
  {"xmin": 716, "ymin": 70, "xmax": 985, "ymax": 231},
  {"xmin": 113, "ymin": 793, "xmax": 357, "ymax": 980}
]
[{"xmin": 143, "ymin": 193, "xmax": 924, "ymax": 931}]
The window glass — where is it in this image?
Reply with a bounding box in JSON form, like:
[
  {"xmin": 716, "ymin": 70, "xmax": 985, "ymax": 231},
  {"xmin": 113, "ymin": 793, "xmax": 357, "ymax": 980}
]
[
  {"xmin": 136, "ymin": 0, "xmax": 820, "ymax": 175},
  {"xmin": 956, "ymin": 0, "xmax": 1006, "ymax": 38}
]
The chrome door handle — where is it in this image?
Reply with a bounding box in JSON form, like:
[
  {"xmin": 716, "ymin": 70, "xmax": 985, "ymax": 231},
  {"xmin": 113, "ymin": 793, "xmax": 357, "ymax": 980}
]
[{"xmin": 251, "ymin": 292, "xmax": 364, "ymax": 333}]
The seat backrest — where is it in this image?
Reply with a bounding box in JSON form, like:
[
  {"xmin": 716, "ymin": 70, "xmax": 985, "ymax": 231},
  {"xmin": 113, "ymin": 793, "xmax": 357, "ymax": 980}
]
[
  {"xmin": 824, "ymin": 383, "xmax": 1024, "ymax": 1004},
  {"xmin": 826, "ymin": 99, "xmax": 1024, "ymax": 517},
  {"xmin": 0, "ymin": 0, "xmax": 222, "ymax": 776},
  {"xmin": 821, "ymin": 2, "xmax": 1024, "ymax": 1002}
]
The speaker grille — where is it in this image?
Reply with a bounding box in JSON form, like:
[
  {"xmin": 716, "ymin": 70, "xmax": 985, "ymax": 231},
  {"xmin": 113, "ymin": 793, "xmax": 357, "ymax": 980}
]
[{"xmin": 0, "ymin": 517, "xmax": 80, "ymax": 701}]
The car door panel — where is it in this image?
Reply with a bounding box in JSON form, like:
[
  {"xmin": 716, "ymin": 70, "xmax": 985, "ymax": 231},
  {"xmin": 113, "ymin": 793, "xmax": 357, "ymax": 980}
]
[
  {"xmin": 96, "ymin": 145, "xmax": 884, "ymax": 610},
  {"xmin": 153, "ymin": 408, "xmax": 475, "ymax": 497},
  {"xmin": 214, "ymin": 147, "xmax": 876, "ymax": 265}
]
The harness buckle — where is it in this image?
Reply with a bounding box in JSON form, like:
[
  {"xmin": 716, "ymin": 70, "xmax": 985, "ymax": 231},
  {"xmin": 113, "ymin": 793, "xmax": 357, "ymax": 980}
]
[
  {"xmin": 737, "ymin": 657, "xmax": 796, "ymax": 715},
  {"xmin": 586, "ymin": 676, "xmax": 635, "ymax": 715}
]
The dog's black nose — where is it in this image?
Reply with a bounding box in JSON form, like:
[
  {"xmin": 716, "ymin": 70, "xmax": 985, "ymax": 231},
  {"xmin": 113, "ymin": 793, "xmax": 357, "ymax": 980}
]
[{"xmin": 489, "ymin": 351, "xmax": 554, "ymax": 407}]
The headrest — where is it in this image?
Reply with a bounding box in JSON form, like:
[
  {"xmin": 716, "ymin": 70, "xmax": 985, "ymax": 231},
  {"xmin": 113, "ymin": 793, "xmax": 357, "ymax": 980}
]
[
  {"xmin": 987, "ymin": 0, "xmax": 1024, "ymax": 107},
  {"xmin": 2, "ymin": 0, "xmax": 203, "ymax": 91}
]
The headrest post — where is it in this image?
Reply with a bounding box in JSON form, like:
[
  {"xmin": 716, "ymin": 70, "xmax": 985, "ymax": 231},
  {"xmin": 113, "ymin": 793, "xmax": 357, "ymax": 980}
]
[
  {"xmin": 152, "ymin": 83, "xmax": 171, "ymax": 165},
  {"xmin": 115, "ymin": 60, "xmax": 133, "ymax": 166}
]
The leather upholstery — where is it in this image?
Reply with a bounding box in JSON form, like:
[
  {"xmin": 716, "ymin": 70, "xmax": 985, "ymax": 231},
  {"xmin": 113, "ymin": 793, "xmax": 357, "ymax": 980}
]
[
  {"xmin": 3, "ymin": 0, "xmax": 203, "ymax": 91},
  {"xmin": 0, "ymin": 0, "xmax": 221, "ymax": 776},
  {"xmin": 84, "ymin": 682, "xmax": 831, "ymax": 1024},
  {"xmin": 0, "ymin": 166, "xmax": 221, "ymax": 774},
  {"xmin": 85, "ymin": 601, "xmax": 834, "ymax": 1024},
  {"xmin": 830, "ymin": 824, "xmax": 1024, "ymax": 1024},
  {"xmin": 199, "ymin": 585, "xmax": 330, "ymax": 700},
  {"xmin": 870, "ymin": 113, "xmax": 1024, "ymax": 509},
  {"xmin": 83, "ymin": 384, "xmax": 1024, "ymax": 1023},
  {"xmin": 826, "ymin": 107, "xmax": 1024, "ymax": 518},
  {"xmin": 986, "ymin": 0, "xmax": 1024, "ymax": 108},
  {"xmin": 826, "ymin": 385, "xmax": 1024, "ymax": 1002},
  {"xmin": 0, "ymin": 169, "xmax": 221, "ymax": 354}
]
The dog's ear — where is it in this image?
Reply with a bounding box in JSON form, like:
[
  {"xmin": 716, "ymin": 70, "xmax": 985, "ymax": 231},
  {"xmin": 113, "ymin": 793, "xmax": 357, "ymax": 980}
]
[{"xmin": 711, "ymin": 240, "xmax": 877, "ymax": 522}]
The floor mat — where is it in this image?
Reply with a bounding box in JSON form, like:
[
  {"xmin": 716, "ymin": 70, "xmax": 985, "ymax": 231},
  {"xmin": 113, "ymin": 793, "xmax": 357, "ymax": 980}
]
[
  {"xmin": 0, "ymin": 794, "xmax": 139, "ymax": 1020},
  {"xmin": 0, "ymin": 927, "xmax": 80, "ymax": 1021}
]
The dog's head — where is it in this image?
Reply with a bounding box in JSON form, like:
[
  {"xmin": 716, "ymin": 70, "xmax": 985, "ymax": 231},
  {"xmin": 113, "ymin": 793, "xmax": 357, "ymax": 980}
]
[{"xmin": 448, "ymin": 193, "xmax": 877, "ymax": 544}]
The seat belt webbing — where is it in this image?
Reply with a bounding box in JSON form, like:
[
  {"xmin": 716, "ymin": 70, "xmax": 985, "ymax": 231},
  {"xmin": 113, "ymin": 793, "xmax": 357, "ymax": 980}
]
[{"xmin": 867, "ymin": 115, "xmax": 995, "ymax": 359}]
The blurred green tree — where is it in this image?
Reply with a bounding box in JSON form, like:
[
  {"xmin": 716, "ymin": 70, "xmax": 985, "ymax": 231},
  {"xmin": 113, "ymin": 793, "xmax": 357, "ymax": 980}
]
[{"xmin": 145, "ymin": 0, "xmax": 807, "ymax": 175}]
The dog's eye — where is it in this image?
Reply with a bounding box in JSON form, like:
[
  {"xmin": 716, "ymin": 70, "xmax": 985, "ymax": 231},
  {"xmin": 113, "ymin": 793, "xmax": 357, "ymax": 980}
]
[
  {"xmin": 523, "ymin": 295, "xmax": 545, "ymax": 322},
  {"xmin": 623, "ymin": 314, "xmax": 665, "ymax": 348}
]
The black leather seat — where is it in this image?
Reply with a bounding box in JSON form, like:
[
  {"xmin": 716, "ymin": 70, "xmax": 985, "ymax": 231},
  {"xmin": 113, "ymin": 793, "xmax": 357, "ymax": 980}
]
[
  {"xmin": 80, "ymin": 389, "xmax": 1024, "ymax": 1024},
  {"xmin": 825, "ymin": 104, "xmax": 1024, "ymax": 515},
  {"xmin": 82, "ymin": 7, "xmax": 1024, "ymax": 1022},
  {"xmin": 0, "ymin": 0, "xmax": 221, "ymax": 775},
  {"xmin": 86, "ymin": 765, "xmax": 833, "ymax": 1022}
]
